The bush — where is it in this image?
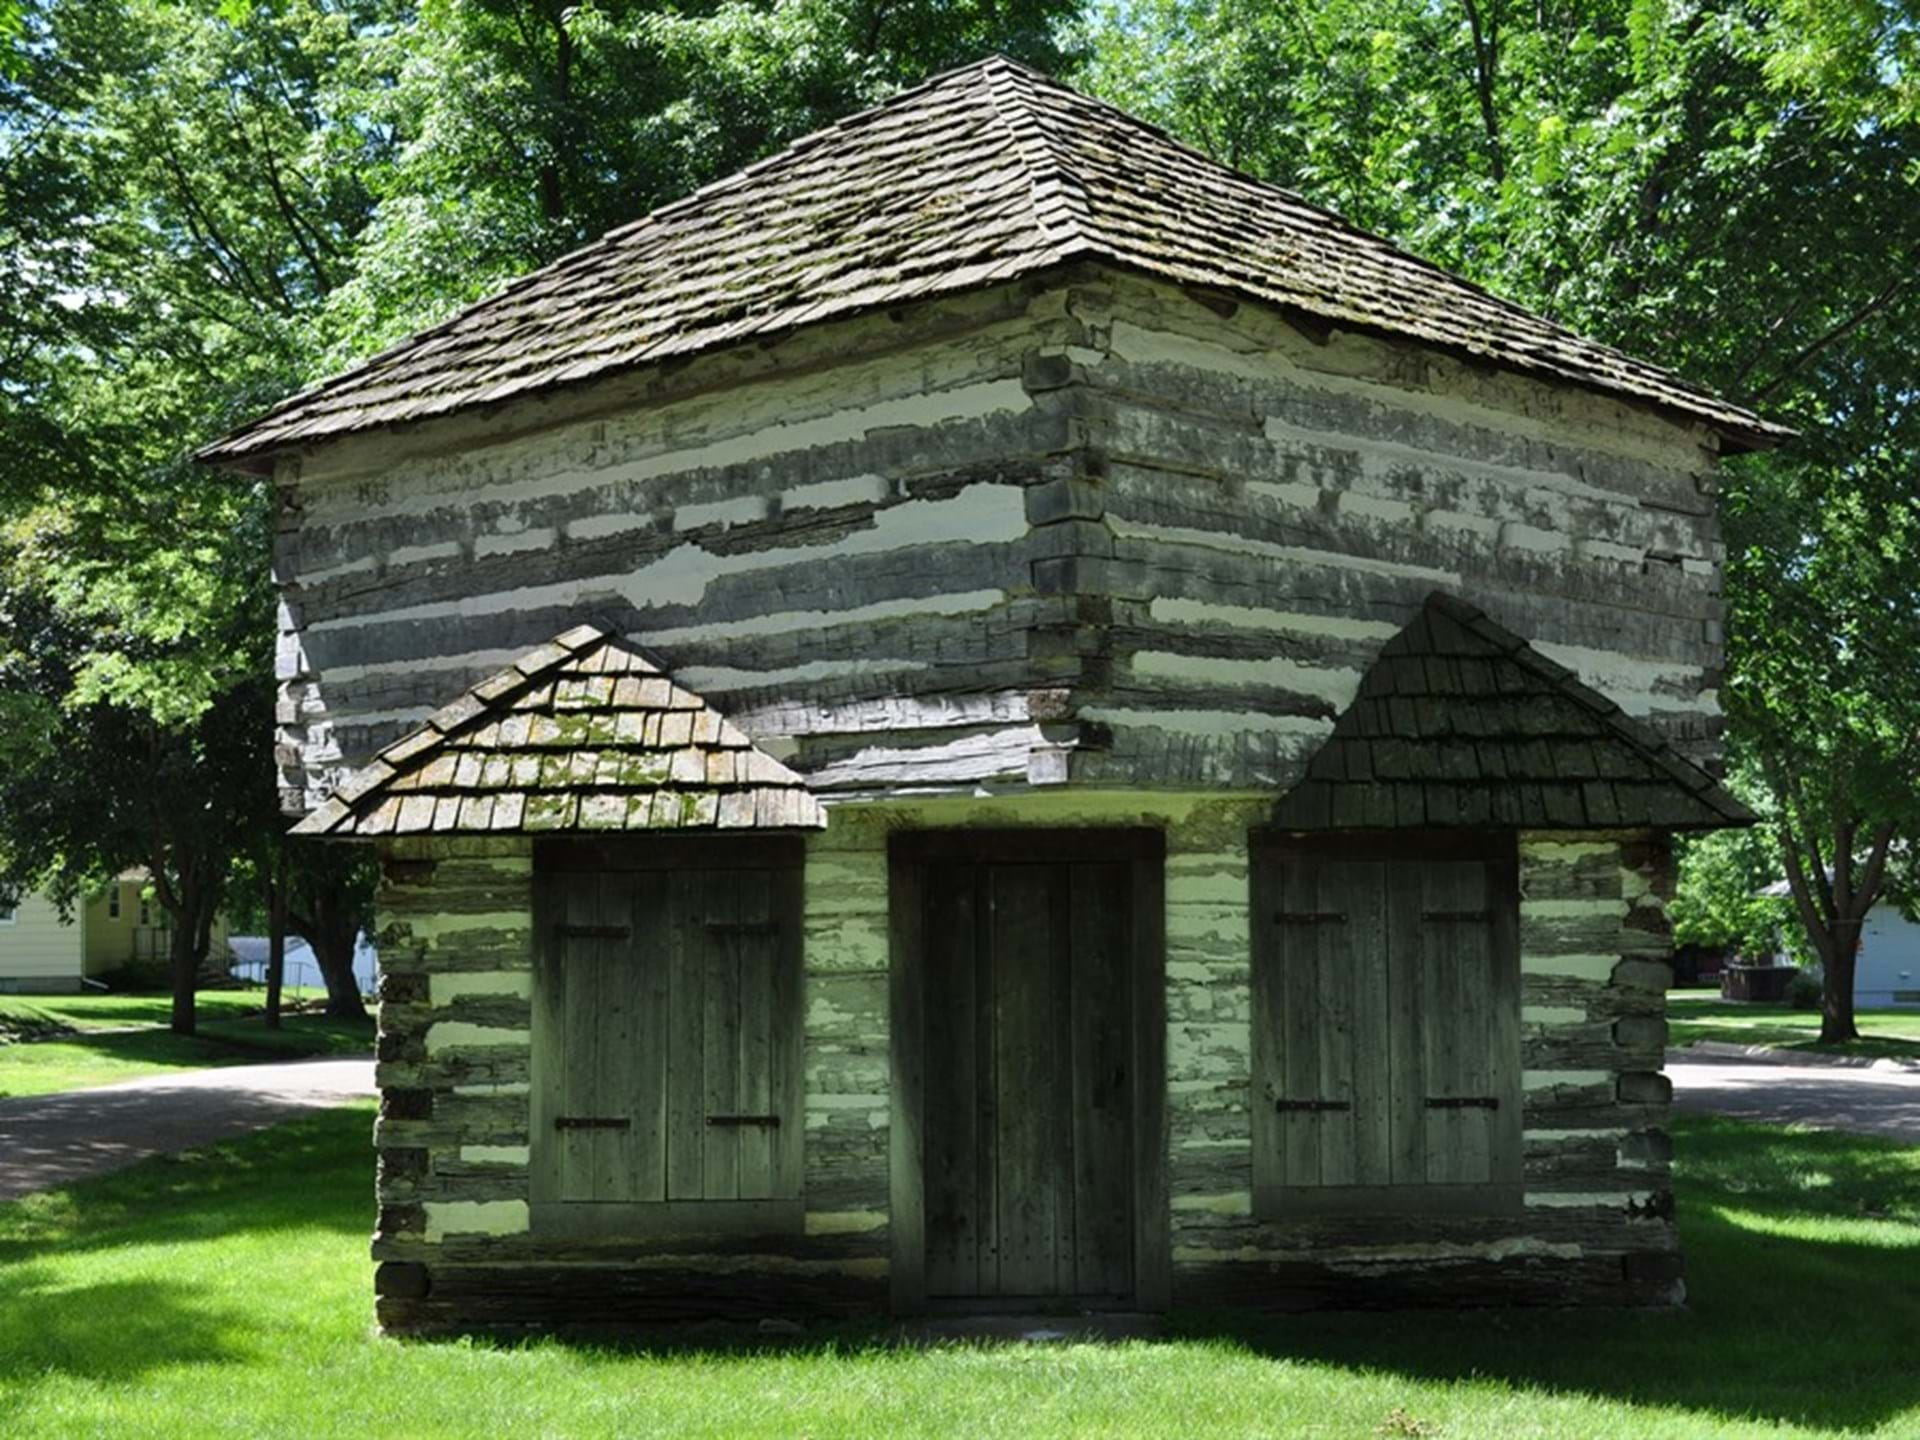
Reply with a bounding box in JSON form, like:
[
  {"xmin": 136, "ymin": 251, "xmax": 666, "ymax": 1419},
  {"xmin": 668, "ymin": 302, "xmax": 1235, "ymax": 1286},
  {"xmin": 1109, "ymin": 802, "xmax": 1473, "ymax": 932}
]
[{"xmin": 1787, "ymin": 965, "xmax": 1825, "ymax": 1010}]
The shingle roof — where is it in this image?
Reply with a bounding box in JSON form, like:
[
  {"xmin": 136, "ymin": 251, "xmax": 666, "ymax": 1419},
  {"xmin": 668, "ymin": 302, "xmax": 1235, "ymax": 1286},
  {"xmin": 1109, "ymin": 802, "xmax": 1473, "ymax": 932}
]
[
  {"xmin": 202, "ymin": 57, "xmax": 1787, "ymax": 469},
  {"xmin": 1271, "ymin": 593, "xmax": 1756, "ymax": 832},
  {"xmin": 294, "ymin": 624, "xmax": 825, "ymax": 838}
]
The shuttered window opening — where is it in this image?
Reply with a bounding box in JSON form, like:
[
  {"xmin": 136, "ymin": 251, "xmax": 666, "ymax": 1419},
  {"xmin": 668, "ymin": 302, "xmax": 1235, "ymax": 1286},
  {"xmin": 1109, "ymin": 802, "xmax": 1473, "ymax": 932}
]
[
  {"xmin": 530, "ymin": 838, "xmax": 804, "ymax": 1238},
  {"xmin": 1251, "ymin": 832, "xmax": 1522, "ymax": 1218}
]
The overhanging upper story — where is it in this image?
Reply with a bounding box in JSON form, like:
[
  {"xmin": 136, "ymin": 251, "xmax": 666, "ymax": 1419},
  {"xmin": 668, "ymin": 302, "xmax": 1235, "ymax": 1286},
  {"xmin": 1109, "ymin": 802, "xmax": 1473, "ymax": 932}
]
[{"xmin": 210, "ymin": 59, "xmax": 1782, "ymax": 821}]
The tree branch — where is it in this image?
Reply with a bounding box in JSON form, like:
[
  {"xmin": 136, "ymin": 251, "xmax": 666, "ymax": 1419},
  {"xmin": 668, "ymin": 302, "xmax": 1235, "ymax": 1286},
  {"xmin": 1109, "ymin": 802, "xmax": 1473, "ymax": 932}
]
[
  {"xmin": 1459, "ymin": 0, "xmax": 1506, "ymax": 183},
  {"xmin": 1747, "ymin": 270, "xmax": 1911, "ymax": 404}
]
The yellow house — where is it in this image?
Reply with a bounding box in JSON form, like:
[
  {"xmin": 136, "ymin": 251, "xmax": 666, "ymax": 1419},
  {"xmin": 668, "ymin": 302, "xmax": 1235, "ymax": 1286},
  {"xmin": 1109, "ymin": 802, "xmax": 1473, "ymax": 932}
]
[{"xmin": 0, "ymin": 873, "xmax": 231, "ymax": 993}]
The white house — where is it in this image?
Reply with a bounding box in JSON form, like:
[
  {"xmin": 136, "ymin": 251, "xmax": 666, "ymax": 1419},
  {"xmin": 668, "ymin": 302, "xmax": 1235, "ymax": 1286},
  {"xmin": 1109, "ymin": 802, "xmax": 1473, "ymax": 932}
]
[
  {"xmin": 1848, "ymin": 907, "xmax": 1920, "ymax": 1008},
  {"xmin": 1760, "ymin": 879, "xmax": 1920, "ymax": 1009},
  {"xmin": 0, "ymin": 874, "xmax": 231, "ymax": 994}
]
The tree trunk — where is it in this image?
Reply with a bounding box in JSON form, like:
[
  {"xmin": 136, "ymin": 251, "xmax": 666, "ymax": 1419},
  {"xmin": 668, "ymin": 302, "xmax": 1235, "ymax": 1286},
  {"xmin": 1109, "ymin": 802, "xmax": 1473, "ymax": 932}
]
[
  {"xmin": 311, "ymin": 925, "xmax": 368, "ymax": 1022},
  {"xmin": 168, "ymin": 919, "xmax": 198, "ymax": 1036},
  {"xmin": 1820, "ymin": 928, "xmax": 1862, "ymax": 1043},
  {"xmin": 266, "ymin": 848, "xmax": 287, "ymax": 1029}
]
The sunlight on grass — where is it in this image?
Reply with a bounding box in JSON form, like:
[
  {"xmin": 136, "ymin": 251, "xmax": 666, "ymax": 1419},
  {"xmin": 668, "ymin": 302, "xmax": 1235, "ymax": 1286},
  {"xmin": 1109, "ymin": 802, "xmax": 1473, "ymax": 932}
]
[
  {"xmin": 1666, "ymin": 997, "xmax": 1920, "ymax": 1060},
  {"xmin": 0, "ymin": 1007, "xmax": 372, "ymax": 1099},
  {"xmin": 0, "ymin": 989, "xmax": 327, "ymax": 1033},
  {"xmin": 0, "ymin": 1106, "xmax": 1916, "ymax": 1438}
]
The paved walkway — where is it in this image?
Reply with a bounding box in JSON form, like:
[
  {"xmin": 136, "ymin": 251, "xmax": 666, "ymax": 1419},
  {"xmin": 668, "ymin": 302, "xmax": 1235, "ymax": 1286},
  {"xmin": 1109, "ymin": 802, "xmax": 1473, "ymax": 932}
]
[
  {"xmin": 0, "ymin": 1056, "xmax": 375, "ymax": 1200},
  {"xmin": 1668, "ymin": 1052, "xmax": 1920, "ymax": 1143}
]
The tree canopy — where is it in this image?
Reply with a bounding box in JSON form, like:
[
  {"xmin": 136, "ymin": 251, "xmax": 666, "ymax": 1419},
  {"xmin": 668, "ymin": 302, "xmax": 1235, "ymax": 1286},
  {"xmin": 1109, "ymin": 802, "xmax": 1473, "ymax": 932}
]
[{"xmin": 2, "ymin": 0, "xmax": 1915, "ymax": 1036}]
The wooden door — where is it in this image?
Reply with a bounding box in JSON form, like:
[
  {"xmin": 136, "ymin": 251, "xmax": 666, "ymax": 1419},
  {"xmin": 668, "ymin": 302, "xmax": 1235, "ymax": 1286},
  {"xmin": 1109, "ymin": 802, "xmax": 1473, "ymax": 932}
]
[
  {"xmin": 1252, "ymin": 832, "xmax": 1521, "ymax": 1217},
  {"xmin": 530, "ymin": 838, "xmax": 803, "ymax": 1234},
  {"xmin": 903, "ymin": 836, "xmax": 1157, "ymax": 1305}
]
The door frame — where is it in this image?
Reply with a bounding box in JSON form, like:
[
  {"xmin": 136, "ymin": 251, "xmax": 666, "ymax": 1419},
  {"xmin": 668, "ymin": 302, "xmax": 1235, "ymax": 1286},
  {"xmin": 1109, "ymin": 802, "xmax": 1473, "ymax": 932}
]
[{"xmin": 886, "ymin": 828, "xmax": 1169, "ymax": 1313}]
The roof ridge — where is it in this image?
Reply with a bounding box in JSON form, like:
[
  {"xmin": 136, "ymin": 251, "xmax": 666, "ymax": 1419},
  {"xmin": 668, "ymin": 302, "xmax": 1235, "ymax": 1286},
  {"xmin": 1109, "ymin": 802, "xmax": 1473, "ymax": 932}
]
[{"xmin": 978, "ymin": 59, "xmax": 1095, "ymax": 259}]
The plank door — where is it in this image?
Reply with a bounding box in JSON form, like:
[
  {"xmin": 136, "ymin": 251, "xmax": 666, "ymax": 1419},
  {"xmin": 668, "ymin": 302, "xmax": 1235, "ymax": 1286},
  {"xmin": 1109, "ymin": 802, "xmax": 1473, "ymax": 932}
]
[
  {"xmin": 919, "ymin": 856, "xmax": 1136, "ymax": 1302},
  {"xmin": 530, "ymin": 841, "xmax": 803, "ymax": 1234},
  {"xmin": 1252, "ymin": 833, "xmax": 1521, "ymax": 1217}
]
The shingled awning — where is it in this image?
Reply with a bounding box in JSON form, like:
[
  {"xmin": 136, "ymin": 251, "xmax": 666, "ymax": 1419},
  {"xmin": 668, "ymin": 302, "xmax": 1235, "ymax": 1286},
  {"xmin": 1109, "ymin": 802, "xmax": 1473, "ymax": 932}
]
[
  {"xmin": 202, "ymin": 57, "xmax": 1787, "ymax": 470},
  {"xmin": 1271, "ymin": 594, "xmax": 1755, "ymax": 832},
  {"xmin": 294, "ymin": 624, "xmax": 825, "ymax": 838}
]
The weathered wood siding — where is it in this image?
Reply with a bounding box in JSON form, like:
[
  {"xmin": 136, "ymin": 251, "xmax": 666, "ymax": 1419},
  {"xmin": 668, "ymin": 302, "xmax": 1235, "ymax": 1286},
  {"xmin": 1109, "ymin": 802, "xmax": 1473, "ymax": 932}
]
[
  {"xmin": 276, "ymin": 265, "xmax": 1730, "ymax": 813},
  {"xmin": 1168, "ymin": 823, "xmax": 1680, "ymax": 1308},
  {"xmin": 371, "ymin": 832, "xmax": 892, "ymax": 1334},
  {"xmin": 369, "ymin": 798, "xmax": 1678, "ymax": 1333},
  {"xmin": 275, "ymin": 280, "xmax": 1101, "ymax": 814},
  {"xmin": 1048, "ymin": 271, "xmax": 1728, "ymax": 789}
]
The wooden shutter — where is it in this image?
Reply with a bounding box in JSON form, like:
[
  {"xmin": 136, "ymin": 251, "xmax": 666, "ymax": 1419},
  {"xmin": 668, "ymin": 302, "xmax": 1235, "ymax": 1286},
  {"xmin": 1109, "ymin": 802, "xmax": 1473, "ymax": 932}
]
[
  {"xmin": 1253, "ymin": 833, "xmax": 1520, "ymax": 1217},
  {"xmin": 531, "ymin": 839, "xmax": 803, "ymax": 1236}
]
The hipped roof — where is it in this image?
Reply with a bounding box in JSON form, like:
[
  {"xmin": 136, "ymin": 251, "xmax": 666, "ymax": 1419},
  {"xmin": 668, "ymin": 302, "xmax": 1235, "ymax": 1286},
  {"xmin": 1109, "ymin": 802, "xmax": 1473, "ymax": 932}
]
[
  {"xmin": 1272, "ymin": 594, "xmax": 1756, "ymax": 832},
  {"xmin": 294, "ymin": 624, "xmax": 825, "ymax": 839},
  {"xmin": 203, "ymin": 57, "xmax": 1786, "ymax": 469}
]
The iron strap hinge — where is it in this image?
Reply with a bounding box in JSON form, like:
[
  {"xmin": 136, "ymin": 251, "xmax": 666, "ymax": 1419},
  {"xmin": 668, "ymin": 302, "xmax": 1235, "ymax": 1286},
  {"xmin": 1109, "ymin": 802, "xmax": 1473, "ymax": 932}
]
[
  {"xmin": 1273, "ymin": 912, "xmax": 1347, "ymax": 926},
  {"xmin": 1425, "ymin": 1096, "xmax": 1500, "ymax": 1110},
  {"xmin": 557, "ymin": 924, "xmax": 631, "ymax": 941},
  {"xmin": 554, "ymin": 1116, "xmax": 632, "ymax": 1130},
  {"xmin": 706, "ymin": 1114, "xmax": 781, "ymax": 1128},
  {"xmin": 1273, "ymin": 1099, "xmax": 1352, "ymax": 1113}
]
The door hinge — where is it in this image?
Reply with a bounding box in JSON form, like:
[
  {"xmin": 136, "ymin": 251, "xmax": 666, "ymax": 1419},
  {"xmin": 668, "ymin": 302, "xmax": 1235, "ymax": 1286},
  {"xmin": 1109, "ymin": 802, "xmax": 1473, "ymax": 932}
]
[
  {"xmin": 1273, "ymin": 1098, "xmax": 1351, "ymax": 1113},
  {"xmin": 706, "ymin": 1114, "xmax": 781, "ymax": 1127},
  {"xmin": 553, "ymin": 1116, "xmax": 632, "ymax": 1130},
  {"xmin": 557, "ymin": 923, "xmax": 631, "ymax": 941},
  {"xmin": 1425, "ymin": 1096, "xmax": 1500, "ymax": 1110},
  {"xmin": 1273, "ymin": 911, "xmax": 1347, "ymax": 926},
  {"xmin": 1421, "ymin": 910, "xmax": 1492, "ymax": 923}
]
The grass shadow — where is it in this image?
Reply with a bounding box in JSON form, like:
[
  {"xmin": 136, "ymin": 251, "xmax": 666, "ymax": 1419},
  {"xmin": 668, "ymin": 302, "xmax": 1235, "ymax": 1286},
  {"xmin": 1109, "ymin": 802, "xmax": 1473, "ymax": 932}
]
[
  {"xmin": 1166, "ymin": 1114, "xmax": 1920, "ymax": 1433},
  {"xmin": 0, "ymin": 1015, "xmax": 373, "ymax": 1100},
  {"xmin": 0, "ymin": 1268, "xmax": 259, "ymax": 1385},
  {"xmin": 0, "ymin": 1103, "xmax": 377, "ymax": 1262},
  {"xmin": 501, "ymin": 1115, "xmax": 1920, "ymax": 1433}
]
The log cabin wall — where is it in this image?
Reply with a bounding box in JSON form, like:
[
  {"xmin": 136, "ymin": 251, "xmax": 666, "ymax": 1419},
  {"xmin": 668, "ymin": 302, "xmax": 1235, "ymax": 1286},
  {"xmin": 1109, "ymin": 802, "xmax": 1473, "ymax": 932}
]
[
  {"xmin": 272, "ymin": 277, "xmax": 1100, "ymax": 815},
  {"xmin": 1047, "ymin": 270, "xmax": 1729, "ymax": 789},
  {"xmin": 273, "ymin": 264, "xmax": 1730, "ymax": 817},
  {"xmin": 367, "ymin": 797, "xmax": 1678, "ymax": 1335}
]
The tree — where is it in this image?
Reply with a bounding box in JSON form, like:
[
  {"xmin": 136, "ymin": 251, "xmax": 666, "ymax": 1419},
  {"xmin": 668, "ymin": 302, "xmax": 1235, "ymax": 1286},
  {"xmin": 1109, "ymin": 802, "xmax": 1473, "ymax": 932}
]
[
  {"xmin": 232, "ymin": 839, "xmax": 379, "ymax": 1022},
  {"xmin": 1722, "ymin": 448, "xmax": 1920, "ymax": 1039},
  {"xmin": 1669, "ymin": 820, "xmax": 1795, "ymax": 963},
  {"xmin": 0, "ymin": 574, "xmax": 278, "ymax": 1034}
]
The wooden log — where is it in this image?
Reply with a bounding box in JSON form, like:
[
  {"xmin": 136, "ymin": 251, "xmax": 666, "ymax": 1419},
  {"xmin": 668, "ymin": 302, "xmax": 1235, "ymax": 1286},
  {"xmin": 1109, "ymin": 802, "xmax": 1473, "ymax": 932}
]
[{"xmin": 375, "ymin": 1264, "xmax": 886, "ymax": 1337}]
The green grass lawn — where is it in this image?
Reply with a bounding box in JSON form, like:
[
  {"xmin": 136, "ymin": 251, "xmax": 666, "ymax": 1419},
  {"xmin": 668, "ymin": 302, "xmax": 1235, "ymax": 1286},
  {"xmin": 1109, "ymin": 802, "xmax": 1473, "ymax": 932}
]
[
  {"xmin": 1667, "ymin": 994, "xmax": 1920, "ymax": 1062},
  {"xmin": 0, "ymin": 989, "xmax": 327, "ymax": 1035},
  {"xmin": 0, "ymin": 1108, "xmax": 1914, "ymax": 1438},
  {"xmin": 0, "ymin": 991, "xmax": 371, "ymax": 1100}
]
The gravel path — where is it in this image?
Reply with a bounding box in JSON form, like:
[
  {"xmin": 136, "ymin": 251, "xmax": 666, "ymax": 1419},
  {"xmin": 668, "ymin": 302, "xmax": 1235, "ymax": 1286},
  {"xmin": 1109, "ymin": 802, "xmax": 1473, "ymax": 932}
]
[
  {"xmin": 0, "ymin": 1056, "xmax": 375, "ymax": 1200},
  {"xmin": 1669, "ymin": 1053, "xmax": 1920, "ymax": 1143}
]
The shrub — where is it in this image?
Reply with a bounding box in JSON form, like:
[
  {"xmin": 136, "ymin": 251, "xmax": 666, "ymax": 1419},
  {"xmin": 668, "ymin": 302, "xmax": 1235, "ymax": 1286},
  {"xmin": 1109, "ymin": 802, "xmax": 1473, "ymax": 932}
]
[{"xmin": 1787, "ymin": 965, "xmax": 1825, "ymax": 1010}]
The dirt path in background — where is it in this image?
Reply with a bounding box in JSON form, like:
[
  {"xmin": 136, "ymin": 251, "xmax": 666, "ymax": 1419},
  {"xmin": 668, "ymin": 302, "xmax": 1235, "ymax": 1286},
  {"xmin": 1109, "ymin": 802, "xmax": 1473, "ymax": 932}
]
[{"xmin": 0, "ymin": 1056, "xmax": 375, "ymax": 1200}]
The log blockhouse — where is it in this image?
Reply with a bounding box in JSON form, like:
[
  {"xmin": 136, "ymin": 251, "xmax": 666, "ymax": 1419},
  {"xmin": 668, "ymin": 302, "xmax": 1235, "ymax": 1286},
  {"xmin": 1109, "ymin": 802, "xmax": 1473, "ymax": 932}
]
[{"xmin": 208, "ymin": 57, "xmax": 1778, "ymax": 1334}]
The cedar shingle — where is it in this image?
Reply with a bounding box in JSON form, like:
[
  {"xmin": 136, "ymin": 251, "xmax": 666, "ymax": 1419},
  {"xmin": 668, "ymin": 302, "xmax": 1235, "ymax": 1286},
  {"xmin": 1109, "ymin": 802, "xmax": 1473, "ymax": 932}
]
[
  {"xmin": 291, "ymin": 624, "xmax": 826, "ymax": 838},
  {"xmin": 1272, "ymin": 592, "xmax": 1754, "ymax": 832},
  {"xmin": 201, "ymin": 59, "xmax": 1785, "ymax": 472}
]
